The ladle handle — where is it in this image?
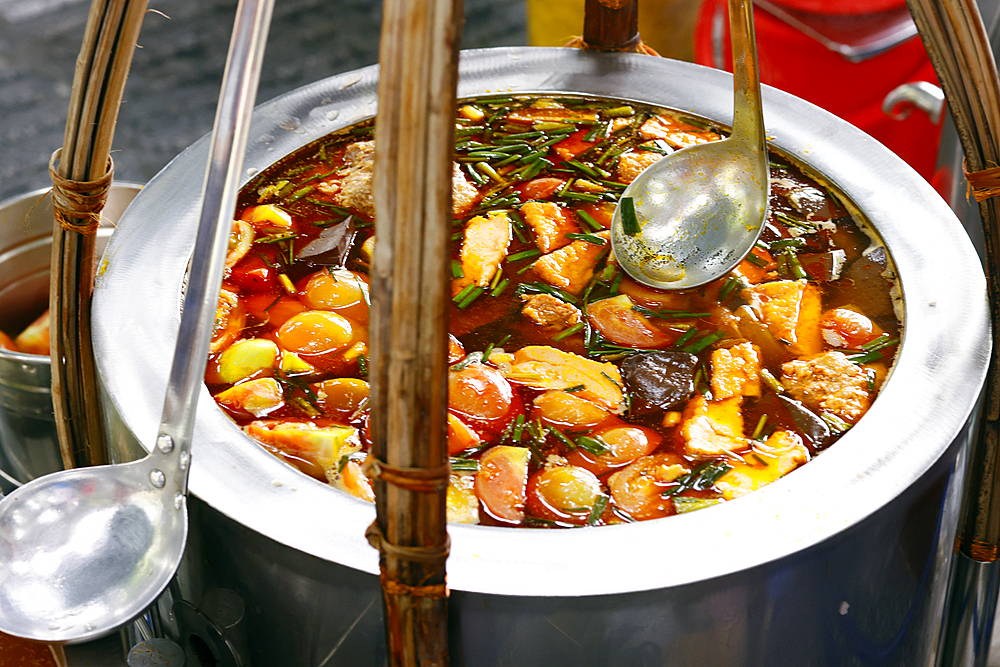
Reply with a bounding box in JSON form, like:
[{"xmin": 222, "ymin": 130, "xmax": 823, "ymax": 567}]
[
  {"xmin": 728, "ymin": 0, "xmax": 766, "ymax": 155},
  {"xmin": 154, "ymin": 0, "xmax": 273, "ymax": 494}
]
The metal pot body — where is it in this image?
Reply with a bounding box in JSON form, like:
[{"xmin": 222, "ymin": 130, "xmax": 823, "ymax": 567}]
[
  {"xmin": 0, "ymin": 184, "xmax": 140, "ymax": 488},
  {"xmin": 92, "ymin": 48, "xmax": 990, "ymax": 667}
]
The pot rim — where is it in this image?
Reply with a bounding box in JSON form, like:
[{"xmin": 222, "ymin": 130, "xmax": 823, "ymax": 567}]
[{"xmin": 93, "ymin": 47, "xmax": 989, "ymax": 597}]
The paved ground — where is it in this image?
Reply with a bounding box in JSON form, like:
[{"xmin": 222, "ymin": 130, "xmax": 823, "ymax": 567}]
[{"xmin": 0, "ymin": 0, "xmax": 527, "ymax": 204}]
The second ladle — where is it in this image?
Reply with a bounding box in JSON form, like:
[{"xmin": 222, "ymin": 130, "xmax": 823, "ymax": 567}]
[
  {"xmin": 0, "ymin": 0, "xmax": 272, "ymax": 644},
  {"xmin": 610, "ymin": 0, "xmax": 768, "ymax": 290}
]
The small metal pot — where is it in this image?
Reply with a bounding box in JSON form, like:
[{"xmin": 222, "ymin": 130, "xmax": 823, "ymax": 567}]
[
  {"xmin": 93, "ymin": 49, "xmax": 989, "ymax": 666},
  {"xmin": 0, "ymin": 183, "xmax": 141, "ymax": 487}
]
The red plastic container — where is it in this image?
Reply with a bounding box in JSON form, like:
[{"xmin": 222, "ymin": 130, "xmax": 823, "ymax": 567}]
[{"xmin": 694, "ymin": 0, "xmax": 942, "ymax": 180}]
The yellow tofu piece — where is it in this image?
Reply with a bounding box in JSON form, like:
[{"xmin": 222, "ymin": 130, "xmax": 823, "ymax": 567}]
[
  {"xmin": 715, "ymin": 431, "xmax": 810, "ymax": 500},
  {"xmin": 520, "ymin": 201, "xmax": 579, "ymax": 253},
  {"xmin": 679, "ymin": 395, "xmax": 746, "ymax": 456},
  {"xmin": 452, "ymin": 163, "xmax": 480, "ymax": 217},
  {"xmin": 531, "ymin": 231, "xmax": 610, "ymax": 295},
  {"xmin": 503, "ymin": 345, "xmax": 625, "ymax": 413},
  {"xmin": 639, "ymin": 114, "xmax": 721, "ymax": 149},
  {"xmin": 447, "ymin": 472, "xmax": 481, "ymax": 524},
  {"xmin": 710, "ymin": 342, "xmax": 762, "ymax": 399},
  {"xmin": 746, "ymin": 279, "xmax": 823, "ymax": 357},
  {"xmin": 453, "ymin": 211, "xmax": 512, "ymax": 294},
  {"xmin": 615, "ymin": 148, "xmax": 662, "ymax": 184}
]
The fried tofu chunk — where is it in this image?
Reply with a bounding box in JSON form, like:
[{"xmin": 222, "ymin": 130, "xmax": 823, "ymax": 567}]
[
  {"xmin": 452, "ymin": 211, "xmax": 512, "ymax": 294},
  {"xmin": 447, "ymin": 472, "xmax": 481, "ymax": 524},
  {"xmin": 679, "ymin": 395, "xmax": 747, "ymax": 456},
  {"xmin": 520, "ymin": 201, "xmax": 579, "ymax": 253},
  {"xmin": 521, "ymin": 293, "xmax": 581, "ymax": 330},
  {"xmin": 710, "ymin": 342, "xmax": 762, "ymax": 399},
  {"xmin": 503, "ymin": 345, "xmax": 625, "ymax": 413},
  {"xmin": 531, "ymin": 231, "xmax": 610, "ymax": 295},
  {"xmin": 615, "ymin": 148, "xmax": 662, "ymax": 184},
  {"xmin": 746, "ymin": 279, "xmax": 823, "ymax": 357},
  {"xmin": 639, "ymin": 114, "xmax": 721, "ymax": 149},
  {"xmin": 781, "ymin": 350, "xmax": 873, "ymax": 423},
  {"xmin": 715, "ymin": 430, "xmax": 810, "ymax": 500}
]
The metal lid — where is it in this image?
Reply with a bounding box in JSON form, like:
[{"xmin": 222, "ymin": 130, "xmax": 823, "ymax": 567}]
[{"xmin": 92, "ymin": 48, "xmax": 989, "ymax": 597}]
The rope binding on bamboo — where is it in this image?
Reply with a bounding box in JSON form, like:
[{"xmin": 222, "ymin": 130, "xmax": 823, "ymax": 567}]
[
  {"xmin": 362, "ymin": 454, "xmax": 450, "ymax": 493},
  {"xmin": 963, "ymin": 158, "xmax": 1000, "ymax": 202},
  {"xmin": 365, "ymin": 521, "xmax": 450, "ymax": 599},
  {"xmin": 48, "ymin": 148, "xmax": 115, "ymax": 235}
]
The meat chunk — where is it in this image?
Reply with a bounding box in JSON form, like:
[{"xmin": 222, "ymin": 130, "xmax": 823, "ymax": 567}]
[
  {"xmin": 679, "ymin": 395, "xmax": 747, "ymax": 456},
  {"xmin": 715, "ymin": 430, "xmax": 810, "ymax": 500},
  {"xmin": 332, "ymin": 140, "xmax": 376, "ymax": 218},
  {"xmin": 639, "ymin": 115, "xmax": 721, "ymax": 149},
  {"xmin": 521, "ymin": 293, "xmax": 581, "ymax": 330},
  {"xmin": 520, "ymin": 201, "xmax": 579, "ymax": 253},
  {"xmin": 452, "ymin": 163, "xmax": 481, "ymax": 217},
  {"xmin": 781, "ymin": 350, "xmax": 873, "ymax": 423},
  {"xmin": 710, "ymin": 342, "xmax": 762, "ymax": 399},
  {"xmin": 746, "ymin": 279, "xmax": 823, "ymax": 357},
  {"xmin": 531, "ymin": 231, "xmax": 610, "ymax": 295},
  {"xmin": 615, "ymin": 148, "xmax": 662, "ymax": 184},
  {"xmin": 452, "ymin": 211, "xmax": 512, "ymax": 294}
]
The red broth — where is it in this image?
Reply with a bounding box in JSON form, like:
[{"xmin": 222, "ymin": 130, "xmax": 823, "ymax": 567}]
[{"xmin": 207, "ymin": 95, "xmax": 901, "ymax": 527}]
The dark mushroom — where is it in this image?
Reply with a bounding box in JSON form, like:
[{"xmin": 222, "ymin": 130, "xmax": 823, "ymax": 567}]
[{"xmin": 619, "ymin": 351, "xmax": 699, "ymax": 414}]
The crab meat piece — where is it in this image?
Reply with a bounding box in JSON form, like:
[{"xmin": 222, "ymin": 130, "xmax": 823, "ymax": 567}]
[
  {"xmin": 452, "ymin": 210, "xmax": 512, "ymax": 294},
  {"xmin": 520, "ymin": 293, "xmax": 581, "ymax": 330},
  {"xmin": 503, "ymin": 345, "xmax": 625, "ymax": 413},
  {"xmin": 745, "ymin": 279, "xmax": 823, "ymax": 357},
  {"xmin": 332, "ymin": 140, "xmax": 376, "ymax": 218},
  {"xmin": 520, "ymin": 201, "xmax": 579, "ymax": 253},
  {"xmin": 531, "ymin": 231, "xmax": 610, "ymax": 295}
]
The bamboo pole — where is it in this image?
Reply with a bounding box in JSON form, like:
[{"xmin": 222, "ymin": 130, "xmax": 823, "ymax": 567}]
[
  {"xmin": 567, "ymin": 0, "xmax": 660, "ymax": 55},
  {"xmin": 366, "ymin": 0, "xmax": 462, "ymax": 664},
  {"xmin": 50, "ymin": 0, "xmax": 149, "ymax": 469},
  {"xmin": 902, "ymin": 1, "xmax": 1000, "ymax": 665}
]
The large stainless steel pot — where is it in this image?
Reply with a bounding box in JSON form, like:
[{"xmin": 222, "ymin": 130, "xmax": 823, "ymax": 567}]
[{"xmin": 92, "ymin": 48, "xmax": 990, "ymax": 667}]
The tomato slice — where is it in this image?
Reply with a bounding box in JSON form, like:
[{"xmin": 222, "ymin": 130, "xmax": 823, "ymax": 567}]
[
  {"xmin": 448, "ymin": 362, "xmax": 522, "ymax": 437},
  {"xmin": 526, "ymin": 465, "xmax": 603, "ymax": 525},
  {"xmin": 475, "ymin": 445, "xmax": 530, "ymax": 524},
  {"xmin": 607, "ymin": 453, "xmax": 689, "ymax": 521},
  {"xmin": 566, "ymin": 422, "xmax": 662, "ymax": 476},
  {"xmin": 516, "ymin": 177, "xmax": 567, "ymax": 202}
]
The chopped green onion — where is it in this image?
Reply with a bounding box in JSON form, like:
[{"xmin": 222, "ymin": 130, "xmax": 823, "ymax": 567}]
[
  {"xmin": 620, "ymin": 197, "xmax": 640, "ymax": 236},
  {"xmin": 563, "ymin": 384, "xmax": 586, "ymax": 393},
  {"xmin": 674, "ymin": 327, "xmax": 700, "ymax": 349},
  {"xmin": 761, "ymin": 368, "xmax": 784, "ymax": 393},
  {"xmin": 860, "ymin": 334, "xmax": 898, "ymax": 352},
  {"xmin": 512, "ymin": 414, "xmax": 526, "ymax": 443},
  {"xmin": 576, "ymin": 209, "xmax": 604, "ymax": 232},
  {"xmin": 452, "ymin": 283, "xmax": 477, "ymax": 303},
  {"xmin": 564, "ymin": 232, "xmax": 606, "ymax": 245},
  {"xmin": 457, "ymin": 286, "xmax": 485, "ymax": 309},
  {"xmin": 450, "ymin": 458, "xmax": 479, "ymax": 472},
  {"xmin": 577, "ymin": 435, "xmax": 611, "ymax": 456},
  {"xmin": 681, "ymin": 330, "xmax": 726, "ymax": 354},
  {"xmin": 751, "ymin": 415, "xmax": 768, "ymax": 441},
  {"xmin": 673, "ymin": 497, "xmax": 722, "ymax": 514},
  {"xmin": 547, "ymin": 426, "xmax": 577, "ymax": 449},
  {"xmin": 587, "ymin": 495, "xmax": 610, "ymax": 525},
  {"xmin": 552, "ymin": 322, "xmax": 585, "ymax": 342},
  {"xmin": 450, "ymin": 351, "xmax": 484, "ymax": 372},
  {"xmin": 491, "ymin": 278, "xmax": 510, "ymax": 297},
  {"xmin": 508, "ymin": 248, "xmax": 542, "ymax": 262},
  {"xmin": 451, "ymin": 259, "xmax": 465, "ymax": 279}
]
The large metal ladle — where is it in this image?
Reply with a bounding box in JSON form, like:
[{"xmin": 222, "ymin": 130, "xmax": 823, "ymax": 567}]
[
  {"xmin": 0, "ymin": 0, "xmax": 272, "ymax": 644},
  {"xmin": 610, "ymin": 0, "xmax": 768, "ymax": 290}
]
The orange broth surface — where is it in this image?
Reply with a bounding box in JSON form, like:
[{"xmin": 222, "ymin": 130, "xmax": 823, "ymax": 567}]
[{"xmin": 207, "ymin": 95, "xmax": 901, "ymax": 527}]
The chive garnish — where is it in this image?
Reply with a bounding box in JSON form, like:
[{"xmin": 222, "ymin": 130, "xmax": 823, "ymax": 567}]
[
  {"xmin": 357, "ymin": 354, "xmax": 368, "ymax": 379},
  {"xmin": 552, "ymin": 322, "xmax": 584, "ymax": 342},
  {"xmin": 745, "ymin": 251, "xmax": 769, "ymax": 267},
  {"xmin": 576, "ymin": 209, "xmax": 603, "ymax": 232},
  {"xmin": 450, "ymin": 351, "xmax": 484, "ymax": 372},
  {"xmin": 451, "ymin": 259, "xmax": 465, "ymax": 279},
  {"xmin": 450, "ymin": 457, "xmax": 479, "ymax": 472},
  {"xmin": 577, "ymin": 435, "xmax": 610, "ymax": 456},
  {"xmin": 752, "ymin": 453, "xmax": 769, "ymax": 466},
  {"xmin": 547, "ymin": 426, "xmax": 577, "ymax": 449},
  {"xmin": 860, "ymin": 334, "xmax": 898, "ymax": 352},
  {"xmin": 846, "ymin": 350, "xmax": 882, "ymax": 365},
  {"xmin": 491, "ymin": 278, "xmax": 510, "ymax": 297},
  {"xmin": 620, "ymin": 197, "xmax": 640, "ymax": 236},
  {"xmin": 457, "ymin": 287, "xmax": 485, "ymax": 309},
  {"xmin": 563, "ymin": 384, "xmax": 586, "ymax": 393},
  {"xmin": 564, "ymin": 232, "xmax": 606, "ymax": 245},
  {"xmin": 674, "ymin": 327, "xmax": 700, "ymax": 349},
  {"xmin": 587, "ymin": 495, "xmax": 609, "ymax": 526},
  {"xmin": 508, "ymin": 248, "xmax": 542, "ymax": 262},
  {"xmin": 452, "ymin": 283, "xmax": 477, "ymax": 303},
  {"xmin": 662, "ymin": 460, "xmax": 733, "ymax": 497},
  {"xmin": 681, "ymin": 329, "xmax": 726, "ymax": 354},
  {"xmin": 751, "ymin": 414, "xmax": 768, "ymax": 441},
  {"xmin": 512, "ymin": 414, "xmax": 526, "ymax": 443},
  {"xmin": 673, "ymin": 497, "xmax": 722, "ymax": 514}
]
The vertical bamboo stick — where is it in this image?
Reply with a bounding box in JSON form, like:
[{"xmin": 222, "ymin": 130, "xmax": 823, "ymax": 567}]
[
  {"xmin": 50, "ymin": 0, "xmax": 149, "ymax": 469},
  {"xmin": 569, "ymin": 0, "xmax": 659, "ymax": 55},
  {"xmin": 367, "ymin": 0, "xmax": 462, "ymax": 664}
]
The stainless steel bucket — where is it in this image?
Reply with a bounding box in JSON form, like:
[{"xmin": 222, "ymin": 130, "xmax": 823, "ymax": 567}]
[
  {"xmin": 92, "ymin": 48, "xmax": 990, "ymax": 667},
  {"xmin": 0, "ymin": 183, "xmax": 141, "ymax": 486}
]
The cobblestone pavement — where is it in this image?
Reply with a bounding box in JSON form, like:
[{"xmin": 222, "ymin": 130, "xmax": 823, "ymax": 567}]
[{"xmin": 0, "ymin": 0, "xmax": 526, "ymax": 203}]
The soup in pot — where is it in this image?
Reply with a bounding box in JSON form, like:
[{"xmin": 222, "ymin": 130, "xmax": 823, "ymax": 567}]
[{"xmin": 206, "ymin": 95, "xmax": 901, "ymax": 527}]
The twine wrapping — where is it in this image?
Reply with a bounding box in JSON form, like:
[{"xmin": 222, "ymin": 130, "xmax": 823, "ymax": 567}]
[
  {"xmin": 564, "ymin": 34, "xmax": 660, "ymax": 55},
  {"xmin": 964, "ymin": 158, "xmax": 1000, "ymax": 202},
  {"xmin": 365, "ymin": 521, "xmax": 450, "ymax": 600},
  {"xmin": 49, "ymin": 148, "xmax": 115, "ymax": 235},
  {"xmin": 362, "ymin": 454, "xmax": 450, "ymax": 493}
]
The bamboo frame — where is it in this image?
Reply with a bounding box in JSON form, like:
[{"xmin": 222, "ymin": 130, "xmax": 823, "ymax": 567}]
[
  {"xmin": 367, "ymin": 0, "xmax": 462, "ymax": 664},
  {"xmin": 51, "ymin": 0, "xmax": 149, "ymax": 469}
]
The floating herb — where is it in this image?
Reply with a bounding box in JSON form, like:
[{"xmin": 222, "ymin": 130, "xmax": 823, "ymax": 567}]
[{"xmin": 620, "ymin": 197, "xmax": 640, "ymax": 236}]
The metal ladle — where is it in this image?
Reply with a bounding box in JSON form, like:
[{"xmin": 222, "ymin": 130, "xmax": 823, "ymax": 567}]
[
  {"xmin": 0, "ymin": 0, "xmax": 273, "ymax": 644},
  {"xmin": 610, "ymin": 0, "xmax": 768, "ymax": 290}
]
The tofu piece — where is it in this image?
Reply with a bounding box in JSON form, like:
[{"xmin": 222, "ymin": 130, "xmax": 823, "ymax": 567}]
[
  {"xmin": 503, "ymin": 345, "xmax": 625, "ymax": 413},
  {"xmin": 447, "ymin": 472, "xmax": 481, "ymax": 524},
  {"xmin": 332, "ymin": 140, "xmax": 375, "ymax": 218},
  {"xmin": 452, "ymin": 163, "xmax": 481, "ymax": 217},
  {"xmin": 639, "ymin": 115, "xmax": 721, "ymax": 149},
  {"xmin": 452, "ymin": 211, "xmax": 512, "ymax": 294},
  {"xmin": 615, "ymin": 148, "xmax": 662, "ymax": 184},
  {"xmin": 781, "ymin": 350, "xmax": 873, "ymax": 423},
  {"xmin": 14, "ymin": 310, "xmax": 49, "ymax": 355},
  {"xmin": 710, "ymin": 342, "xmax": 762, "ymax": 399},
  {"xmin": 505, "ymin": 107, "xmax": 599, "ymax": 124},
  {"xmin": 214, "ymin": 378, "xmax": 285, "ymax": 418},
  {"xmin": 245, "ymin": 420, "xmax": 361, "ymax": 475},
  {"xmin": 715, "ymin": 431, "xmax": 810, "ymax": 500},
  {"xmin": 679, "ymin": 394, "xmax": 747, "ymax": 456},
  {"xmin": 746, "ymin": 279, "xmax": 823, "ymax": 357},
  {"xmin": 531, "ymin": 231, "xmax": 610, "ymax": 295},
  {"xmin": 520, "ymin": 293, "xmax": 582, "ymax": 330},
  {"xmin": 520, "ymin": 201, "xmax": 579, "ymax": 253}
]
